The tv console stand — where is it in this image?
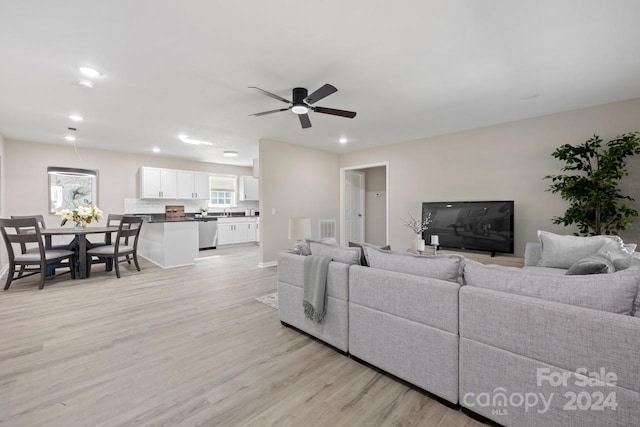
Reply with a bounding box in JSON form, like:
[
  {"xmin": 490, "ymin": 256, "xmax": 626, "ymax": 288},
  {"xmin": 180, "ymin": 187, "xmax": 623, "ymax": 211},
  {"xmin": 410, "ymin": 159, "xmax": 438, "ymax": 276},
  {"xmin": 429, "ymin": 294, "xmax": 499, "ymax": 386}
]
[{"xmin": 438, "ymin": 249, "xmax": 524, "ymax": 268}]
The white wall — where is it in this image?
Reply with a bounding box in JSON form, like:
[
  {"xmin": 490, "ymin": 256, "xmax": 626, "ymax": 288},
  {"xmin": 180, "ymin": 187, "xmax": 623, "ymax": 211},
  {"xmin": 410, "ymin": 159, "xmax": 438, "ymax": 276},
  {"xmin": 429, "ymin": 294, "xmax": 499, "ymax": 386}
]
[
  {"xmin": 259, "ymin": 138, "xmax": 339, "ymax": 264},
  {"xmin": 4, "ymin": 139, "xmax": 253, "ymax": 226},
  {"xmin": 340, "ymin": 97, "xmax": 640, "ymax": 256},
  {"xmin": 0, "ymin": 132, "xmax": 6, "ymax": 271}
]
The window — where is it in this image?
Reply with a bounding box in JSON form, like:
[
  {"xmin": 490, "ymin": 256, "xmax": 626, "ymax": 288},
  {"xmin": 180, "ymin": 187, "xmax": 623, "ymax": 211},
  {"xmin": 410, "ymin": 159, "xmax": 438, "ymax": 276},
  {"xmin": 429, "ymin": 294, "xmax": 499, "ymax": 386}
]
[{"xmin": 209, "ymin": 175, "xmax": 237, "ymax": 208}]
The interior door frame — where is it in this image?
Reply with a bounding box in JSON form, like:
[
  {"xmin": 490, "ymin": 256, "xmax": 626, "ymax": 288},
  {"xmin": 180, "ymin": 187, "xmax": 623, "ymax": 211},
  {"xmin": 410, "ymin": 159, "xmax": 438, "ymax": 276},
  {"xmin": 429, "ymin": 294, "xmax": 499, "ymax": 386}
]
[{"xmin": 339, "ymin": 161, "xmax": 389, "ymax": 246}]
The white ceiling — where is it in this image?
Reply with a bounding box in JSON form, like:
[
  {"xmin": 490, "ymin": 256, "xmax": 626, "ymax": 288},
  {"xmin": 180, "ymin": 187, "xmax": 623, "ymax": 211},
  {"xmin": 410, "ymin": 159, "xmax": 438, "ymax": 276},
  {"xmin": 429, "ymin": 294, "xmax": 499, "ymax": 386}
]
[{"xmin": 1, "ymin": 1, "xmax": 639, "ymax": 167}]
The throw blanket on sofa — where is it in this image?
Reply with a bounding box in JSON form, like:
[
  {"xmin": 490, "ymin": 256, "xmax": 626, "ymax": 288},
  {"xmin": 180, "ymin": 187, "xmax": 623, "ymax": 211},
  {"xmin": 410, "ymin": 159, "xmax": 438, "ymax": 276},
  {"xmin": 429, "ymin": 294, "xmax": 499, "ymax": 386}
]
[{"xmin": 303, "ymin": 254, "xmax": 332, "ymax": 323}]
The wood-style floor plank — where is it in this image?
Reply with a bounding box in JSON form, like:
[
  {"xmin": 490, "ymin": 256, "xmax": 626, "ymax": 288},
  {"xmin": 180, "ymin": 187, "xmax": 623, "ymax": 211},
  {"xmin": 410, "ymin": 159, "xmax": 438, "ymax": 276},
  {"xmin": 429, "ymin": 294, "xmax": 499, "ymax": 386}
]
[{"xmin": 0, "ymin": 245, "xmax": 484, "ymax": 426}]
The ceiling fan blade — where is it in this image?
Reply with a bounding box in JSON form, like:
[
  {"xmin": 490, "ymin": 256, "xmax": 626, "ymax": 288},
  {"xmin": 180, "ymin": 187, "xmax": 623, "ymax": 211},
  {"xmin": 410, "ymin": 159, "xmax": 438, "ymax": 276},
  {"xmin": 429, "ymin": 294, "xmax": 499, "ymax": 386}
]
[
  {"xmin": 312, "ymin": 106, "xmax": 357, "ymax": 119},
  {"xmin": 305, "ymin": 83, "xmax": 337, "ymax": 104},
  {"xmin": 249, "ymin": 108, "xmax": 289, "ymax": 117},
  {"xmin": 298, "ymin": 113, "xmax": 312, "ymax": 129},
  {"xmin": 248, "ymin": 86, "xmax": 291, "ymax": 104}
]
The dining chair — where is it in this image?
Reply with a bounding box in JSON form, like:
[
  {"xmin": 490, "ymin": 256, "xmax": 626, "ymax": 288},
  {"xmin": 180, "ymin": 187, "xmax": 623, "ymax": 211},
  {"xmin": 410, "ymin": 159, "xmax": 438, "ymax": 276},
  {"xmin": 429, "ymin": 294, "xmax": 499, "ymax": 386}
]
[
  {"xmin": 11, "ymin": 214, "xmax": 74, "ymax": 250},
  {"xmin": 87, "ymin": 214, "xmax": 132, "ymax": 270},
  {"xmin": 0, "ymin": 217, "xmax": 76, "ymax": 290},
  {"xmin": 86, "ymin": 216, "xmax": 143, "ymax": 278},
  {"xmin": 11, "ymin": 214, "xmax": 76, "ymax": 278}
]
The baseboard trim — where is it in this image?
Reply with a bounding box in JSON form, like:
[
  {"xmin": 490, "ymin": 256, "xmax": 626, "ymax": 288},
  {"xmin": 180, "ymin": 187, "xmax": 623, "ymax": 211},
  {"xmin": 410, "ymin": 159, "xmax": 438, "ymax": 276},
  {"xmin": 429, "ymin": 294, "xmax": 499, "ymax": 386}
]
[
  {"xmin": 258, "ymin": 261, "xmax": 278, "ymax": 268},
  {"xmin": 137, "ymin": 255, "xmax": 194, "ymax": 269}
]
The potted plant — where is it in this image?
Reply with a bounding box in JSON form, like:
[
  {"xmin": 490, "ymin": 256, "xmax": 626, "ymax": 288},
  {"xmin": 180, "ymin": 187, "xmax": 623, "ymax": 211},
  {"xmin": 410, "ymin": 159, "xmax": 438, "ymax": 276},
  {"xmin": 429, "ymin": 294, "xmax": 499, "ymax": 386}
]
[{"xmin": 545, "ymin": 132, "xmax": 640, "ymax": 235}]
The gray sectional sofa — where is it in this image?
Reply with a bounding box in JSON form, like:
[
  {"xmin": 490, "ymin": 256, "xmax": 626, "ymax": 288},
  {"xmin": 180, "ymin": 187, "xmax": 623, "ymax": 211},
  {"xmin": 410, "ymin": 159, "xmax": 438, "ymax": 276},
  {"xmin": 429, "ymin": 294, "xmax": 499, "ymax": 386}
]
[{"xmin": 276, "ymin": 236, "xmax": 640, "ymax": 427}]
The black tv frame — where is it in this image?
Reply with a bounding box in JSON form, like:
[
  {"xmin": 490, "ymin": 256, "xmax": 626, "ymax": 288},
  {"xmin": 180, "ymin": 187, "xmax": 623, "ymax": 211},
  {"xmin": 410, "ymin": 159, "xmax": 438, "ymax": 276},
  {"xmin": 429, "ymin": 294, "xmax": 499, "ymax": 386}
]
[{"xmin": 421, "ymin": 200, "xmax": 515, "ymax": 256}]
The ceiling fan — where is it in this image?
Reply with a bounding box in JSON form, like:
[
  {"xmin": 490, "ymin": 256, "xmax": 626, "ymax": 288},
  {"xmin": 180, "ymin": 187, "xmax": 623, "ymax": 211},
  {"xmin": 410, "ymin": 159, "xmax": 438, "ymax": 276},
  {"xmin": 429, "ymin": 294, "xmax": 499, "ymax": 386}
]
[{"xmin": 249, "ymin": 83, "xmax": 357, "ymax": 129}]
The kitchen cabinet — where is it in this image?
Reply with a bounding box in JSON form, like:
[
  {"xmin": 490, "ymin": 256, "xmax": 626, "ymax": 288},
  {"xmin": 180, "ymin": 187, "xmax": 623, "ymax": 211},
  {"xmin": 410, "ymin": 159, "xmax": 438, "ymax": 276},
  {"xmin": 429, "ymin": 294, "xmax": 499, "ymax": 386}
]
[
  {"xmin": 177, "ymin": 171, "xmax": 210, "ymax": 199},
  {"xmin": 139, "ymin": 167, "xmax": 177, "ymax": 199},
  {"xmin": 239, "ymin": 176, "xmax": 259, "ymax": 201},
  {"xmin": 217, "ymin": 217, "xmax": 258, "ymax": 245}
]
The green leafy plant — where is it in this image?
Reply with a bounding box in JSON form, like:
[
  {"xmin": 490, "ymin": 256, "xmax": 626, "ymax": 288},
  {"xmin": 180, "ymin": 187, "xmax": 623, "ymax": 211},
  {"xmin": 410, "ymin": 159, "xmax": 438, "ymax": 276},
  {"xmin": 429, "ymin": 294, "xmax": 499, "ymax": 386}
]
[{"xmin": 545, "ymin": 132, "xmax": 640, "ymax": 235}]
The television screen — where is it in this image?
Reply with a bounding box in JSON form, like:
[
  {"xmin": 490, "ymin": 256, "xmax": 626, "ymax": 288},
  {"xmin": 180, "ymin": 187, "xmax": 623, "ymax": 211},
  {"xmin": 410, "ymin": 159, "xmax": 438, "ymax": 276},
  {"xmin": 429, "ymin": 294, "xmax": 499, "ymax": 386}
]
[{"xmin": 422, "ymin": 201, "xmax": 514, "ymax": 254}]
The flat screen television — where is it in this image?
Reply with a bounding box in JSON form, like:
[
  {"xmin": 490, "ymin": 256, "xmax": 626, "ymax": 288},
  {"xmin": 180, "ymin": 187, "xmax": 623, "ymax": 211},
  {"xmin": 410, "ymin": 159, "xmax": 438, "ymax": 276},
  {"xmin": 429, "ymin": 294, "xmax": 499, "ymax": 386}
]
[{"xmin": 422, "ymin": 201, "xmax": 514, "ymax": 255}]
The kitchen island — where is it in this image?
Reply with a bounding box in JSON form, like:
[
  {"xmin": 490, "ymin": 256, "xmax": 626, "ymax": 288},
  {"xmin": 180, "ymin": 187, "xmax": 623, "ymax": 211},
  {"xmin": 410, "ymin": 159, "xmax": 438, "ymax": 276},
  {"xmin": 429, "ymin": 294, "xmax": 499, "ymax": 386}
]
[
  {"xmin": 137, "ymin": 220, "xmax": 199, "ymax": 268},
  {"xmin": 135, "ymin": 214, "xmax": 259, "ymax": 268}
]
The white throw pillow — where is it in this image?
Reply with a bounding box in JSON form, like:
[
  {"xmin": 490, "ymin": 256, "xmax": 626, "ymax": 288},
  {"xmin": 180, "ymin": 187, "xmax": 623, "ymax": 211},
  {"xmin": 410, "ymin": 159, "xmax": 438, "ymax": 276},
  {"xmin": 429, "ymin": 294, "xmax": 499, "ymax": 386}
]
[{"xmin": 536, "ymin": 230, "xmax": 619, "ymax": 269}]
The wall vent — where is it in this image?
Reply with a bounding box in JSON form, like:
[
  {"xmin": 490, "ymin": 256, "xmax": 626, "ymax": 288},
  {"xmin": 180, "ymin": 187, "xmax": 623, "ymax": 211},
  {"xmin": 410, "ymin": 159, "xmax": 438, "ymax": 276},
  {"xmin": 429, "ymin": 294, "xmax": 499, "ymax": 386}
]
[{"xmin": 319, "ymin": 219, "xmax": 337, "ymax": 239}]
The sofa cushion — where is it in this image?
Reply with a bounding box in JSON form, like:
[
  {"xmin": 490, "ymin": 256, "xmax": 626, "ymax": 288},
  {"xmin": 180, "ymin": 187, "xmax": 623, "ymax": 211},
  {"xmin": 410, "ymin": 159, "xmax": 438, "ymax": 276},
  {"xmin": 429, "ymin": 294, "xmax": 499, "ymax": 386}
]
[
  {"xmin": 309, "ymin": 241, "xmax": 361, "ymax": 265},
  {"xmin": 464, "ymin": 260, "xmax": 639, "ymax": 315},
  {"xmin": 537, "ymin": 230, "xmax": 620, "ymax": 269},
  {"xmin": 365, "ymin": 247, "xmax": 464, "ymax": 283},
  {"xmin": 348, "ymin": 241, "xmax": 391, "ymax": 266},
  {"xmin": 565, "ymin": 254, "xmax": 615, "ymax": 275}
]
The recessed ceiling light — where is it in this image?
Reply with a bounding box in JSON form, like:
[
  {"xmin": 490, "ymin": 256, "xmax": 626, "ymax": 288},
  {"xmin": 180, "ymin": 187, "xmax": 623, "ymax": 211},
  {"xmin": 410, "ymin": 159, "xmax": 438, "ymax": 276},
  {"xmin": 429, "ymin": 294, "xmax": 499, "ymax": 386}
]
[
  {"xmin": 68, "ymin": 114, "xmax": 84, "ymax": 122},
  {"xmin": 152, "ymin": 147, "xmax": 161, "ymax": 153},
  {"xmin": 65, "ymin": 135, "xmax": 76, "ymax": 142},
  {"xmin": 77, "ymin": 66, "xmax": 102, "ymax": 78},
  {"xmin": 178, "ymin": 134, "xmax": 213, "ymax": 146},
  {"xmin": 339, "ymin": 137, "xmax": 348, "ymax": 144},
  {"xmin": 78, "ymin": 79, "xmax": 95, "ymax": 88},
  {"xmin": 223, "ymin": 151, "xmax": 239, "ymax": 157}
]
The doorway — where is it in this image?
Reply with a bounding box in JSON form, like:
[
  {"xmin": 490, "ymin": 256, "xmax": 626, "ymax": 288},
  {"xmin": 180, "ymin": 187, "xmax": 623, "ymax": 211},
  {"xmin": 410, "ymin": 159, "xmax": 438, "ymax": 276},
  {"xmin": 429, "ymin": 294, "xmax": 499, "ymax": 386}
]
[{"xmin": 340, "ymin": 162, "xmax": 389, "ymax": 246}]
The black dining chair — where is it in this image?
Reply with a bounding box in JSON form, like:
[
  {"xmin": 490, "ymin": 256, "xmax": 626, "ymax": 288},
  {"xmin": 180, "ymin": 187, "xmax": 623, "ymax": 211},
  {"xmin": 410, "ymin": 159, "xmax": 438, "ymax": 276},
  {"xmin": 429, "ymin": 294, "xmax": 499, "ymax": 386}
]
[
  {"xmin": 86, "ymin": 216, "xmax": 143, "ymax": 278},
  {"xmin": 0, "ymin": 217, "xmax": 76, "ymax": 290},
  {"xmin": 11, "ymin": 214, "xmax": 76, "ymax": 277}
]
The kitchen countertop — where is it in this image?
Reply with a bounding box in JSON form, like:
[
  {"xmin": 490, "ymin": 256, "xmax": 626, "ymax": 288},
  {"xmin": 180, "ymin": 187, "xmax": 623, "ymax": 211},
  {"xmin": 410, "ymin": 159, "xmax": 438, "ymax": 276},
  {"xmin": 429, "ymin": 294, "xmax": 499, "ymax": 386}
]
[{"xmin": 134, "ymin": 213, "xmax": 259, "ymax": 224}]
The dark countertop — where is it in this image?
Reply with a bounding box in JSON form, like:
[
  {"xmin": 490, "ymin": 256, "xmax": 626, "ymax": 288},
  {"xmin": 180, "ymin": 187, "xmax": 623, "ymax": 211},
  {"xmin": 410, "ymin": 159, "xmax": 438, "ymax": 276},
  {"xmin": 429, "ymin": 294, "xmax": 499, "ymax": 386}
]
[{"xmin": 133, "ymin": 213, "xmax": 259, "ymax": 224}]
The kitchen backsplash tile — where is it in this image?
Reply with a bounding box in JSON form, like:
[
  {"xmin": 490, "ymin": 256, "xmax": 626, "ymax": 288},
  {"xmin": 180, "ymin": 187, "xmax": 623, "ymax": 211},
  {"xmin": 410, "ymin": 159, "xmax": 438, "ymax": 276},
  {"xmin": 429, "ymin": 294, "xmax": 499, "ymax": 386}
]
[{"xmin": 124, "ymin": 198, "xmax": 258, "ymax": 214}]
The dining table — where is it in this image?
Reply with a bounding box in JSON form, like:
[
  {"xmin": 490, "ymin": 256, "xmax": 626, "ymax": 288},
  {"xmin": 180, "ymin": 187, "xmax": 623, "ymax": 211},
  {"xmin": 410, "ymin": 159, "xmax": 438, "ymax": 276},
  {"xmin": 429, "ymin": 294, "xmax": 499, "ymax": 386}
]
[{"xmin": 41, "ymin": 226, "xmax": 119, "ymax": 279}]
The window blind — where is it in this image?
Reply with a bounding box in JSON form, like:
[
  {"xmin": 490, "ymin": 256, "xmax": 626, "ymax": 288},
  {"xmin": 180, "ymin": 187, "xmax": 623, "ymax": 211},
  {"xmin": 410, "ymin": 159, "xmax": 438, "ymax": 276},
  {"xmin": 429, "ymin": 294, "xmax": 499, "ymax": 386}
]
[{"xmin": 210, "ymin": 176, "xmax": 236, "ymax": 192}]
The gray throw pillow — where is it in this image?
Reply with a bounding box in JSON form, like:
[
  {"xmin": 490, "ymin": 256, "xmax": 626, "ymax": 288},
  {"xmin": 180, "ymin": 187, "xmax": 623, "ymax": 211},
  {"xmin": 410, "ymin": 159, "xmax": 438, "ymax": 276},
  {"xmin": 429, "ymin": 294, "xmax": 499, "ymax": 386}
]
[
  {"xmin": 309, "ymin": 241, "xmax": 361, "ymax": 265},
  {"xmin": 464, "ymin": 260, "xmax": 639, "ymax": 315},
  {"xmin": 597, "ymin": 239, "xmax": 640, "ymax": 271},
  {"xmin": 365, "ymin": 247, "xmax": 464, "ymax": 283},
  {"xmin": 537, "ymin": 230, "xmax": 619, "ymax": 269},
  {"xmin": 348, "ymin": 241, "xmax": 391, "ymax": 267},
  {"xmin": 565, "ymin": 255, "xmax": 615, "ymax": 275}
]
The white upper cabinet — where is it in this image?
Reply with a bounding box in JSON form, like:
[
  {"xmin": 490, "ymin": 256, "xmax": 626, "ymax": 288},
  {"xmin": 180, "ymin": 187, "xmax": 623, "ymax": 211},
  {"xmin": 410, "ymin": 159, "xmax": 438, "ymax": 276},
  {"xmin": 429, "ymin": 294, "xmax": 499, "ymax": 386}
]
[
  {"xmin": 193, "ymin": 172, "xmax": 210, "ymax": 200},
  {"xmin": 176, "ymin": 171, "xmax": 210, "ymax": 200},
  {"xmin": 140, "ymin": 167, "xmax": 208, "ymax": 199},
  {"xmin": 140, "ymin": 167, "xmax": 177, "ymax": 199},
  {"xmin": 239, "ymin": 176, "xmax": 259, "ymax": 201}
]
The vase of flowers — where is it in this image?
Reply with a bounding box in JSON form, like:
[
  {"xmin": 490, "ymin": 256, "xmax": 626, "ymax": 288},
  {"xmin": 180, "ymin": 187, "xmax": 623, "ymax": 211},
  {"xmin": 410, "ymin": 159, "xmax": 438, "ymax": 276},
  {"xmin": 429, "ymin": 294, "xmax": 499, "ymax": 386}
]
[
  {"xmin": 56, "ymin": 206, "xmax": 103, "ymax": 228},
  {"xmin": 401, "ymin": 212, "xmax": 432, "ymax": 253}
]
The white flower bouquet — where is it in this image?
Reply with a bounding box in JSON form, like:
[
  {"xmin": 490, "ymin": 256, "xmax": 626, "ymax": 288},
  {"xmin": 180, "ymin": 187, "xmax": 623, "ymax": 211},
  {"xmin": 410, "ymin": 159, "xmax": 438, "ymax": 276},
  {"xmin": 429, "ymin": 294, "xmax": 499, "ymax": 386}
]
[{"xmin": 56, "ymin": 206, "xmax": 103, "ymax": 227}]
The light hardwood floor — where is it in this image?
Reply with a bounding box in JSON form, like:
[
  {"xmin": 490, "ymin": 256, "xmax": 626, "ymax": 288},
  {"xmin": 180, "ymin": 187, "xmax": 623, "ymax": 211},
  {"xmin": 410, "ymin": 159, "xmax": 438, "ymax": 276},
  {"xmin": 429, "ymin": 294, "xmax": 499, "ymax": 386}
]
[{"xmin": 0, "ymin": 245, "xmax": 485, "ymax": 427}]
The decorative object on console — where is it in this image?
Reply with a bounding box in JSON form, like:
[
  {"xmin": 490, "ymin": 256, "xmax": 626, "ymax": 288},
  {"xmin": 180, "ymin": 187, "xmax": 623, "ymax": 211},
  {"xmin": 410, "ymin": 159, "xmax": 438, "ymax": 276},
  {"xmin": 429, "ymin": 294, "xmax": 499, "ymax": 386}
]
[
  {"xmin": 430, "ymin": 235, "xmax": 439, "ymax": 254},
  {"xmin": 545, "ymin": 132, "xmax": 640, "ymax": 235},
  {"xmin": 401, "ymin": 211, "xmax": 432, "ymax": 253}
]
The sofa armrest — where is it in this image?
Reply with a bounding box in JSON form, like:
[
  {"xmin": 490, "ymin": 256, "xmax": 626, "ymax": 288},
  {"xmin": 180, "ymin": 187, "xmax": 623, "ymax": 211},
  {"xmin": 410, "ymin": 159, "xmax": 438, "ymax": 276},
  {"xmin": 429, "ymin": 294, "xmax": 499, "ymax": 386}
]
[
  {"xmin": 277, "ymin": 252, "xmax": 349, "ymax": 300},
  {"xmin": 524, "ymin": 242, "xmax": 541, "ymax": 266},
  {"xmin": 460, "ymin": 286, "xmax": 640, "ymax": 393}
]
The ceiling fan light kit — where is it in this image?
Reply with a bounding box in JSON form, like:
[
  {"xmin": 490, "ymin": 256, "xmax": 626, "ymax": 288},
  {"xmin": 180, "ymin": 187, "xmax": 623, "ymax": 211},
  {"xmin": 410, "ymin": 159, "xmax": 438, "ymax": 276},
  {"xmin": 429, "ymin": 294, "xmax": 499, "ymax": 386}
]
[{"xmin": 249, "ymin": 83, "xmax": 356, "ymax": 129}]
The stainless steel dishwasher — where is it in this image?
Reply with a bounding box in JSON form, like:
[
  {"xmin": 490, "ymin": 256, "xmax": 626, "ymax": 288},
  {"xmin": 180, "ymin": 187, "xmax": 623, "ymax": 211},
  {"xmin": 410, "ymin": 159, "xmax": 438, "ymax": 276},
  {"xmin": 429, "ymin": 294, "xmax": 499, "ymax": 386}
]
[{"xmin": 198, "ymin": 218, "xmax": 218, "ymax": 250}]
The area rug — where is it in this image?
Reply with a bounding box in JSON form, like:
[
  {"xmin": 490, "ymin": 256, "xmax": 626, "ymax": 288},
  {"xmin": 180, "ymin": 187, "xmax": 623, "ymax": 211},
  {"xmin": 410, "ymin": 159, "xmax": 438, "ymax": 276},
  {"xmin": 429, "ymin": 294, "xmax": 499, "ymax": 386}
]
[{"xmin": 255, "ymin": 292, "xmax": 278, "ymax": 310}]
